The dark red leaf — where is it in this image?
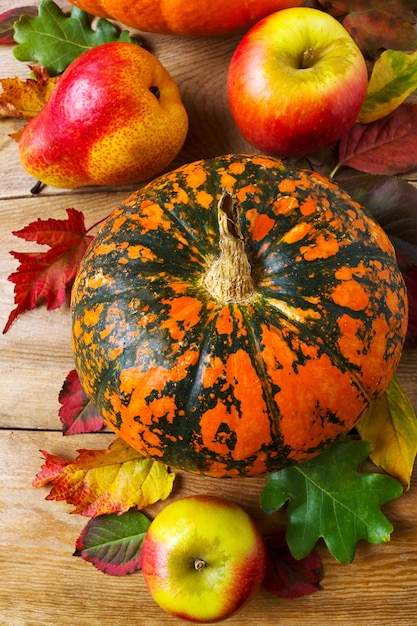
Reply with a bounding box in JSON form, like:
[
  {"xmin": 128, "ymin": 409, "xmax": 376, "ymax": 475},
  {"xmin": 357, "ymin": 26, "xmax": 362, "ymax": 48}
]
[
  {"xmin": 74, "ymin": 509, "xmax": 151, "ymax": 576},
  {"xmin": 396, "ymin": 252, "xmax": 417, "ymax": 349},
  {"xmin": 318, "ymin": 0, "xmax": 417, "ymax": 56},
  {"xmin": 336, "ymin": 103, "xmax": 417, "ymax": 176},
  {"xmin": 262, "ymin": 531, "xmax": 323, "ymax": 598},
  {"xmin": 3, "ymin": 208, "xmax": 93, "ymax": 333},
  {"xmin": 336, "ymin": 172, "xmax": 417, "ymax": 347},
  {"xmin": 0, "ymin": 6, "xmax": 38, "ymax": 44},
  {"xmin": 59, "ymin": 369, "xmax": 106, "ymax": 435},
  {"xmin": 336, "ymin": 172, "xmax": 417, "ymax": 261}
]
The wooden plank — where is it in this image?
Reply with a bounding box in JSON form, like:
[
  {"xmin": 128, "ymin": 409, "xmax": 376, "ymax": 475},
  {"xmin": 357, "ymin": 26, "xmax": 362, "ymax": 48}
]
[{"xmin": 0, "ymin": 429, "xmax": 416, "ymax": 626}]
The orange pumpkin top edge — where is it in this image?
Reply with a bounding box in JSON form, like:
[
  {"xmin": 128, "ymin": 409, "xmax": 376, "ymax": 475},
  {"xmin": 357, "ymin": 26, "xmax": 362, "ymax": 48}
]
[{"xmin": 67, "ymin": 0, "xmax": 304, "ymax": 37}]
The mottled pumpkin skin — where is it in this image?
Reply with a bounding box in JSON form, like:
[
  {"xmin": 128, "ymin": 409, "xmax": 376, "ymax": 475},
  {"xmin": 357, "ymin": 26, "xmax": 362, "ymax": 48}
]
[
  {"xmin": 71, "ymin": 154, "xmax": 408, "ymax": 477},
  {"xmin": 67, "ymin": 0, "xmax": 303, "ymax": 37}
]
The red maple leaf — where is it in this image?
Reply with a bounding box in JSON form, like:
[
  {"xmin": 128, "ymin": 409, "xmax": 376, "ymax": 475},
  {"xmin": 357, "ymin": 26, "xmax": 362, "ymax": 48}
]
[{"xmin": 3, "ymin": 208, "xmax": 93, "ymax": 333}]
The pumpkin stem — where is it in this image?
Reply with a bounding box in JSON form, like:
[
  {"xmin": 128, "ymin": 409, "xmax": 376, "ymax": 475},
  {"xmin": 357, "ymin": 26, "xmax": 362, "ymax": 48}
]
[{"xmin": 204, "ymin": 189, "xmax": 255, "ymax": 303}]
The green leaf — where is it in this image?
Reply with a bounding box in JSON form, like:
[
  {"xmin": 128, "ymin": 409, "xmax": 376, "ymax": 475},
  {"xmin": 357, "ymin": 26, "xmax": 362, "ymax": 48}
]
[
  {"xmin": 357, "ymin": 376, "xmax": 417, "ymax": 489},
  {"xmin": 74, "ymin": 509, "xmax": 151, "ymax": 576},
  {"xmin": 359, "ymin": 50, "xmax": 417, "ymax": 123},
  {"xmin": 13, "ymin": 0, "xmax": 141, "ymax": 76},
  {"xmin": 260, "ymin": 439, "xmax": 403, "ymax": 564}
]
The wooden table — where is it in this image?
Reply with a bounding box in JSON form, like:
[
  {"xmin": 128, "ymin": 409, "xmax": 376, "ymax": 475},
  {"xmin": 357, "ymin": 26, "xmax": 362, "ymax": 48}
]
[{"xmin": 1, "ymin": 2, "xmax": 416, "ymax": 624}]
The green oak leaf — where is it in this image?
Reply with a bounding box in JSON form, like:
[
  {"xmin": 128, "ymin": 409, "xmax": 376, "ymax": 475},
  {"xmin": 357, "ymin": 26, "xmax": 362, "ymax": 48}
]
[
  {"xmin": 260, "ymin": 439, "xmax": 403, "ymax": 564},
  {"xmin": 13, "ymin": 0, "xmax": 140, "ymax": 76},
  {"xmin": 359, "ymin": 49, "xmax": 417, "ymax": 123}
]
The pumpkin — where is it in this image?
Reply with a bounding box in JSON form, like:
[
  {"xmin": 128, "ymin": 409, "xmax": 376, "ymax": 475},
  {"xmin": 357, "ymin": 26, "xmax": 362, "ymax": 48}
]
[
  {"xmin": 67, "ymin": 0, "xmax": 303, "ymax": 37},
  {"xmin": 71, "ymin": 154, "xmax": 408, "ymax": 478}
]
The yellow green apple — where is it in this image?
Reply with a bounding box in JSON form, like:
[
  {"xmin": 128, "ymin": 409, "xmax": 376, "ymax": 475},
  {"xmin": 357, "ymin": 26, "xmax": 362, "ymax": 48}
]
[
  {"xmin": 141, "ymin": 495, "xmax": 267, "ymax": 622},
  {"xmin": 18, "ymin": 42, "xmax": 188, "ymax": 188},
  {"xmin": 227, "ymin": 7, "xmax": 368, "ymax": 156}
]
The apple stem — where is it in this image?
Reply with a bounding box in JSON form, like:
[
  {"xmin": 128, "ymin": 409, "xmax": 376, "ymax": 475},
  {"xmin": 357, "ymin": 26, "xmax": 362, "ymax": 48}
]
[
  {"xmin": 194, "ymin": 558, "xmax": 206, "ymax": 571},
  {"xmin": 300, "ymin": 47, "xmax": 314, "ymax": 69}
]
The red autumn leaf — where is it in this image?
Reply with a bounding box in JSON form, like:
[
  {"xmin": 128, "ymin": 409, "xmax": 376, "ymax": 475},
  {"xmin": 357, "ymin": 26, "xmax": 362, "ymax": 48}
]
[
  {"xmin": 33, "ymin": 451, "xmax": 73, "ymax": 484},
  {"xmin": 333, "ymin": 172, "xmax": 417, "ymax": 346},
  {"xmin": 3, "ymin": 208, "xmax": 93, "ymax": 333},
  {"xmin": 262, "ymin": 531, "xmax": 322, "ymax": 598},
  {"xmin": 32, "ymin": 438, "xmax": 175, "ymax": 517},
  {"xmin": 335, "ymin": 173, "xmax": 417, "ymax": 259},
  {"xmin": 59, "ymin": 369, "xmax": 106, "ymax": 436},
  {"xmin": 0, "ymin": 6, "xmax": 38, "ymax": 44},
  {"xmin": 396, "ymin": 251, "xmax": 417, "ymax": 349},
  {"xmin": 335, "ymin": 103, "xmax": 417, "ymax": 176},
  {"xmin": 318, "ymin": 0, "xmax": 417, "ymax": 56},
  {"xmin": 74, "ymin": 509, "xmax": 151, "ymax": 576}
]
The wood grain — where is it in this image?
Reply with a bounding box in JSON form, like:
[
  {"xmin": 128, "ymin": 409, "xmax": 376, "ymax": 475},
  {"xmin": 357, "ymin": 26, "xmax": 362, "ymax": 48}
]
[
  {"xmin": 1, "ymin": 2, "xmax": 417, "ymax": 624},
  {"xmin": 1, "ymin": 430, "xmax": 416, "ymax": 626}
]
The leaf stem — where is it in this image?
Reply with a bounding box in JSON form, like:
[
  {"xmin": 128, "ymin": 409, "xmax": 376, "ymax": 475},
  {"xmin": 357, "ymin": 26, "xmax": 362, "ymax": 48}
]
[
  {"xmin": 85, "ymin": 213, "xmax": 111, "ymax": 235},
  {"xmin": 329, "ymin": 163, "xmax": 341, "ymax": 179}
]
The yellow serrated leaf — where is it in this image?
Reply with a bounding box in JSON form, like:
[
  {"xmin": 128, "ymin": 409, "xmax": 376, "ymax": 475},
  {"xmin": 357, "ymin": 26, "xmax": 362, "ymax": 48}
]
[
  {"xmin": 36, "ymin": 437, "xmax": 175, "ymax": 516},
  {"xmin": 357, "ymin": 375, "xmax": 417, "ymax": 489},
  {"xmin": 358, "ymin": 50, "xmax": 417, "ymax": 124},
  {"xmin": 0, "ymin": 65, "xmax": 59, "ymax": 120}
]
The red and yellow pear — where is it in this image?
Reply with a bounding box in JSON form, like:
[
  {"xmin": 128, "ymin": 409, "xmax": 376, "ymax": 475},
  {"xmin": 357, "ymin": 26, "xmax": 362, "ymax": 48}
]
[{"xmin": 18, "ymin": 42, "xmax": 189, "ymax": 188}]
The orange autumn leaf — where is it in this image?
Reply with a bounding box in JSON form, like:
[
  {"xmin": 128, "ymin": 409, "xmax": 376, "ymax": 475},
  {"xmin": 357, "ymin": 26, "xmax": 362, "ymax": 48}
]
[
  {"xmin": 33, "ymin": 437, "xmax": 175, "ymax": 517},
  {"xmin": 0, "ymin": 65, "xmax": 59, "ymax": 138}
]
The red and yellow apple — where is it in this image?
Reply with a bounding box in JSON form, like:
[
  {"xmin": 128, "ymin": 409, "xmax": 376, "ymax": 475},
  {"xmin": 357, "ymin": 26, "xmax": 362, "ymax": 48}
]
[
  {"xmin": 18, "ymin": 42, "xmax": 188, "ymax": 188},
  {"xmin": 227, "ymin": 7, "xmax": 368, "ymax": 157},
  {"xmin": 141, "ymin": 495, "xmax": 267, "ymax": 622}
]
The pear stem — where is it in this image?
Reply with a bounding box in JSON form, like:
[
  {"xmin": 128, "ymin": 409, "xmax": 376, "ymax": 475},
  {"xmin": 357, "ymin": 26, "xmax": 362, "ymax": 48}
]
[
  {"xmin": 30, "ymin": 180, "xmax": 44, "ymax": 194},
  {"xmin": 203, "ymin": 189, "xmax": 255, "ymax": 303},
  {"xmin": 194, "ymin": 558, "xmax": 206, "ymax": 571}
]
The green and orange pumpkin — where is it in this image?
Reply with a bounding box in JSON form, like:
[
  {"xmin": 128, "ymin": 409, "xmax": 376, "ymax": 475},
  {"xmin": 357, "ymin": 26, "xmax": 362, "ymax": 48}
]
[
  {"xmin": 71, "ymin": 154, "xmax": 408, "ymax": 478},
  {"xmin": 67, "ymin": 0, "xmax": 303, "ymax": 37}
]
